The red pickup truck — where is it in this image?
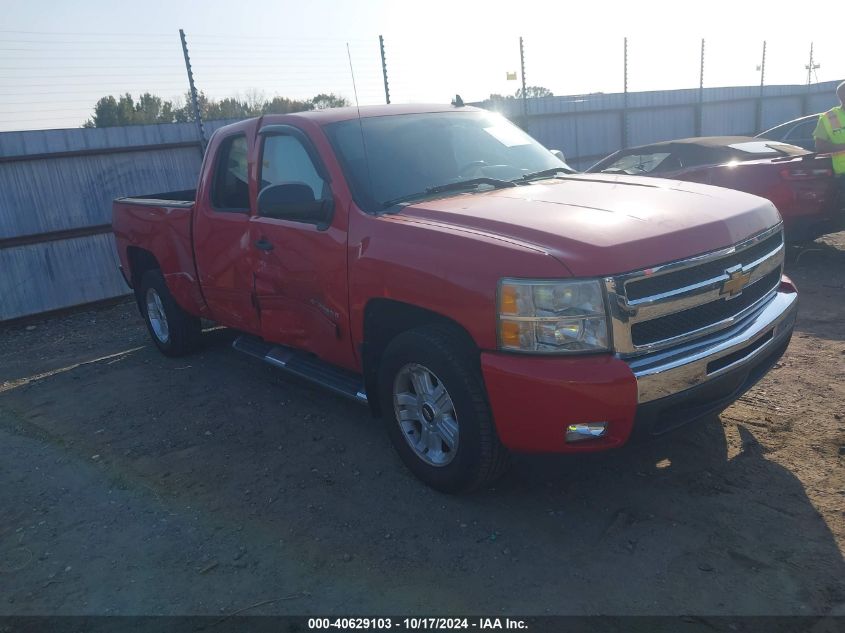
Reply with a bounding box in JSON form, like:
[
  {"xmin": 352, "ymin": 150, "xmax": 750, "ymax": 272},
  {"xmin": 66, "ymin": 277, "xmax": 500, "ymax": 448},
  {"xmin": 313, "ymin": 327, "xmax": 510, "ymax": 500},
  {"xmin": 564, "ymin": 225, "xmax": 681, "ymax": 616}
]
[{"xmin": 113, "ymin": 104, "xmax": 798, "ymax": 492}]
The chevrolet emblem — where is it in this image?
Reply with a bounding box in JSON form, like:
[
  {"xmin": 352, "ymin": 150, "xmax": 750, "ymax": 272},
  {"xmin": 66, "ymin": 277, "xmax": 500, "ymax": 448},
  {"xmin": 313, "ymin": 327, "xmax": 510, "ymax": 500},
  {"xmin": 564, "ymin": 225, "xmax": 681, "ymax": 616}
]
[{"xmin": 721, "ymin": 265, "xmax": 752, "ymax": 299}]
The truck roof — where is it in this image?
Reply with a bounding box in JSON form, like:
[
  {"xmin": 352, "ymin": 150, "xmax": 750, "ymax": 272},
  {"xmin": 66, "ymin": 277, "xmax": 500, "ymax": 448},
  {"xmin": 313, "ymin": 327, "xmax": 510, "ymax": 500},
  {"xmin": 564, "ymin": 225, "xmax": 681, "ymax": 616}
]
[
  {"xmin": 269, "ymin": 103, "xmax": 480, "ymax": 124},
  {"xmin": 213, "ymin": 104, "xmax": 482, "ymax": 135}
]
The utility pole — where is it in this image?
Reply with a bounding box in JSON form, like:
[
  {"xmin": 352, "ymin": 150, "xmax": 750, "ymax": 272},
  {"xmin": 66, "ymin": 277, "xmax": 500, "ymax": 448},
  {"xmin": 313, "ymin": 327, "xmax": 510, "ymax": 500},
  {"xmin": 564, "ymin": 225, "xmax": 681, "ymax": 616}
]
[
  {"xmin": 179, "ymin": 29, "xmax": 206, "ymax": 152},
  {"xmin": 755, "ymin": 40, "xmax": 766, "ymax": 133},
  {"xmin": 519, "ymin": 36, "xmax": 527, "ymax": 118},
  {"xmin": 622, "ymin": 36, "xmax": 629, "ymax": 149},
  {"xmin": 696, "ymin": 38, "xmax": 705, "ymax": 136},
  {"xmin": 379, "ymin": 35, "xmax": 390, "ymax": 105},
  {"xmin": 804, "ymin": 42, "xmax": 820, "ymax": 115},
  {"xmin": 805, "ymin": 42, "xmax": 819, "ymax": 85}
]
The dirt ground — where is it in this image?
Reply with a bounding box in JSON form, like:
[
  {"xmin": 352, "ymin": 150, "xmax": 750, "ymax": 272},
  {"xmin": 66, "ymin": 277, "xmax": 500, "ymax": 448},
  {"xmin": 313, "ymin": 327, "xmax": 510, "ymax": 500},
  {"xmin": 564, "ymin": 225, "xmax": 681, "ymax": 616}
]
[{"xmin": 1, "ymin": 235, "xmax": 844, "ymax": 619}]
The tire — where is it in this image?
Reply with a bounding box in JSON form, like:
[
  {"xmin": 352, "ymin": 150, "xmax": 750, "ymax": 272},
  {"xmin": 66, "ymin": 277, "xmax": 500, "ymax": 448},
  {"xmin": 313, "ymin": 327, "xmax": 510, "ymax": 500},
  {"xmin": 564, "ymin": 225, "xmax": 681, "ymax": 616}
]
[
  {"xmin": 138, "ymin": 269, "xmax": 201, "ymax": 357},
  {"xmin": 378, "ymin": 325, "xmax": 510, "ymax": 493}
]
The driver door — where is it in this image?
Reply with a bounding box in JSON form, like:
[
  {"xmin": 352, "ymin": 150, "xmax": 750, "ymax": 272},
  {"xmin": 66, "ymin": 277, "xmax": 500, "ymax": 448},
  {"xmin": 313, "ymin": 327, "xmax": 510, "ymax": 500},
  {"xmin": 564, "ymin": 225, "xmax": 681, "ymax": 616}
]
[{"xmin": 249, "ymin": 127, "xmax": 354, "ymax": 370}]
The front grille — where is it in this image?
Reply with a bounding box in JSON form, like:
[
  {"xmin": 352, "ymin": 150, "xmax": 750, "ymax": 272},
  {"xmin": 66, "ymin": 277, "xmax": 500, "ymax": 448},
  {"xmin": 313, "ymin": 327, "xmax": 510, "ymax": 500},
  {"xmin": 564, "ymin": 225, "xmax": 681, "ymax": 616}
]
[
  {"xmin": 607, "ymin": 226, "xmax": 785, "ymax": 355},
  {"xmin": 626, "ymin": 231, "xmax": 783, "ymax": 301},
  {"xmin": 630, "ymin": 268, "xmax": 781, "ymax": 346}
]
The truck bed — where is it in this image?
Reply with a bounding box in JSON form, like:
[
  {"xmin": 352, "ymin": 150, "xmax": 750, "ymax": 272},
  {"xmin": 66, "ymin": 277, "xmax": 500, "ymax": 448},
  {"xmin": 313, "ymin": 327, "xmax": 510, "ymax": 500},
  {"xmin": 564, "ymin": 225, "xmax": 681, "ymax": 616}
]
[
  {"xmin": 112, "ymin": 191, "xmax": 207, "ymax": 317},
  {"xmin": 115, "ymin": 189, "xmax": 196, "ymax": 206}
]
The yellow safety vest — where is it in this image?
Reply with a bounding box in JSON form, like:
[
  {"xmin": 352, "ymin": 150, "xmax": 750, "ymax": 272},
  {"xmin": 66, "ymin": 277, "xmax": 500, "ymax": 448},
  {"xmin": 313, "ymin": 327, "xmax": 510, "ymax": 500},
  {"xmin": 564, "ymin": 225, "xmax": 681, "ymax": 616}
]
[{"xmin": 820, "ymin": 106, "xmax": 845, "ymax": 175}]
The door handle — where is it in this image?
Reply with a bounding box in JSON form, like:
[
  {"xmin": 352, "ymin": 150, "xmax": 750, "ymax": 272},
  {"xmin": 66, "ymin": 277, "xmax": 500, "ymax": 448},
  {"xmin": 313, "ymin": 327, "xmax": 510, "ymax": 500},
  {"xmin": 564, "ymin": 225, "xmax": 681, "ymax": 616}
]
[{"xmin": 254, "ymin": 238, "xmax": 274, "ymax": 252}]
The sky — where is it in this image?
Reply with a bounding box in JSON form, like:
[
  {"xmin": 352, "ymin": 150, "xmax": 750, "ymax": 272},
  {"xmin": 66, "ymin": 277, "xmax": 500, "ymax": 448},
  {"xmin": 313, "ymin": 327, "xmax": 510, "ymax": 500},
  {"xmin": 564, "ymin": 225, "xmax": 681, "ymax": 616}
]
[{"xmin": 1, "ymin": 0, "xmax": 843, "ymax": 131}]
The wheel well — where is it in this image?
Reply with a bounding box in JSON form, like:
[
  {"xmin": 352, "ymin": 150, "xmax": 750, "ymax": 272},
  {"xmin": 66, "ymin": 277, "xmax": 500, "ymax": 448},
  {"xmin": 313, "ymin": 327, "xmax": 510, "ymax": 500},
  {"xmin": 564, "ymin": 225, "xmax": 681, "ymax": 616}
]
[
  {"xmin": 362, "ymin": 299, "xmax": 478, "ymax": 417},
  {"xmin": 126, "ymin": 247, "xmax": 160, "ymax": 288},
  {"xmin": 126, "ymin": 247, "xmax": 161, "ymax": 308}
]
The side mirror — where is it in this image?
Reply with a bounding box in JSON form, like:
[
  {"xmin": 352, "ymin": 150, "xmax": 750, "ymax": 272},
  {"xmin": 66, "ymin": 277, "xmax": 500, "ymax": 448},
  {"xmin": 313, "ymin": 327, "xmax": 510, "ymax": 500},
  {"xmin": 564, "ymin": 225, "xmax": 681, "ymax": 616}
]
[
  {"xmin": 257, "ymin": 183, "xmax": 333, "ymax": 227},
  {"xmin": 550, "ymin": 149, "xmax": 566, "ymax": 162}
]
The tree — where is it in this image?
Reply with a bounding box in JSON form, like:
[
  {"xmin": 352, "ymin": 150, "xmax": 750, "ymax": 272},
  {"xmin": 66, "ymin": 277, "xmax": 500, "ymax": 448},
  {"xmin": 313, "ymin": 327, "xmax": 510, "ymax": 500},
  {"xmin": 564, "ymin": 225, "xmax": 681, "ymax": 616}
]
[
  {"xmin": 82, "ymin": 90, "xmax": 350, "ymax": 128},
  {"xmin": 133, "ymin": 93, "xmax": 173, "ymax": 124},
  {"xmin": 83, "ymin": 95, "xmax": 120, "ymax": 128},
  {"xmin": 263, "ymin": 96, "xmax": 313, "ymax": 115},
  {"xmin": 310, "ymin": 93, "xmax": 349, "ymax": 110},
  {"xmin": 206, "ymin": 97, "xmax": 250, "ymax": 120},
  {"xmin": 83, "ymin": 92, "xmax": 179, "ymax": 127},
  {"xmin": 514, "ymin": 86, "xmax": 553, "ymax": 98}
]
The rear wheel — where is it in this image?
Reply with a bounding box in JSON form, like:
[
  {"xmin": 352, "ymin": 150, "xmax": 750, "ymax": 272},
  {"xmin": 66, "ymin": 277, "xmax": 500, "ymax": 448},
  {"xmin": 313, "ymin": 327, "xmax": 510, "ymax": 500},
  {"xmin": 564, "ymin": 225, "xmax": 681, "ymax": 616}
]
[
  {"xmin": 138, "ymin": 269, "xmax": 201, "ymax": 357},
  {"xmin": 378, "ymin": 325, "xmax": 509, "ymax": 493}
]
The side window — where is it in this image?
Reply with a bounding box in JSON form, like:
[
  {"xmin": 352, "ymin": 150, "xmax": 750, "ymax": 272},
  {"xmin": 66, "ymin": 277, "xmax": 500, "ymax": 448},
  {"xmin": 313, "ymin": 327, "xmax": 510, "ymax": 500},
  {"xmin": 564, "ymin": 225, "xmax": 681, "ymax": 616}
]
[
  {"xmin": 260, "ymin": 135, "xmax": 328, "ymax": 201},
  {"xmin": 786, "ymin": 120, "xmax": 816, "ymax": 141},
  {"xmin": 211, "ymin": 135, "xmax": 250, "ymax": 211}
]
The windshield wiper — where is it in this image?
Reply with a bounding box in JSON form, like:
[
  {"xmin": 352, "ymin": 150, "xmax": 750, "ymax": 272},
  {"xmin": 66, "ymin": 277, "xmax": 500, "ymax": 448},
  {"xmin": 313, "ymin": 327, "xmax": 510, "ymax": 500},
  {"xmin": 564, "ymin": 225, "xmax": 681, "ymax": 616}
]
[
  {"xmin": 382, "ymin": 177, "xmax": 516, "ymax": 209},
  {"xmin": 518, "ymin": 166, "xmax": 575, "ymax": 182}
]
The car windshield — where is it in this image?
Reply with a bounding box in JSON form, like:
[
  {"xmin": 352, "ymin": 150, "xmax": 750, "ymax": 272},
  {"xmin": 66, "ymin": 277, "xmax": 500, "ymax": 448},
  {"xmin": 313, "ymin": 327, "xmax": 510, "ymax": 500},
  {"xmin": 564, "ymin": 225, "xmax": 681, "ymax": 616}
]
[
  {"xmin": 324, "ymin": 111, "xmax": 568, "ymax": 212},
  {"xmin": 598, "ymin": 152, "xmax": 676, "ymax": 174}
]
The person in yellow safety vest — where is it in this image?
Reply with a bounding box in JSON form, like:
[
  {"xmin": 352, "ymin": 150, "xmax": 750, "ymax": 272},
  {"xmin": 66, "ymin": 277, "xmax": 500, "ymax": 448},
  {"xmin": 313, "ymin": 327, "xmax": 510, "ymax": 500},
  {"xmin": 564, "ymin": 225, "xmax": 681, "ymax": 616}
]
[{"xmin": 813, "ymin": 81, "xmax": 845, "ymax": 176}]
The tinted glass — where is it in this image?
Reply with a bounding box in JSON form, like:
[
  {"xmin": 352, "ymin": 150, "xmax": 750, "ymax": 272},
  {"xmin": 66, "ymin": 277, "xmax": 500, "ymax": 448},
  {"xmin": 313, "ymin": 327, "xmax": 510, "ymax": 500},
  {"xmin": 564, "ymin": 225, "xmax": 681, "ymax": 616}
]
[
  {"xmin": 212, "ymin": 135, "xmax": 250, "ymax": 211},
  {"xmin": 760, "ymin": 122, "xmax": 792, "ymax": 140},
  {"xmin": 785, "ymin": 119, "xmax": 817, "ymax": 140},
  {"xmin": 325, "ymin": 111, "xmax": 563, "ymax": 211},
  {"xmin": 600, "ymin": 152, "xmax": 677, "ymax": 174},
  {"xmin": 260, "ymin": 134, "xmax": 327, "ymax": 200}
]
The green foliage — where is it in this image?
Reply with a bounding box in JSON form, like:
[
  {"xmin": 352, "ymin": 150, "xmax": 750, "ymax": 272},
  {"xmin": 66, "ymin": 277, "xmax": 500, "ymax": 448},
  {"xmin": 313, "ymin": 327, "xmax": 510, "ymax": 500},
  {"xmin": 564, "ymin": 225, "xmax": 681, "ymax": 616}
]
[
  {"xmin": 83, "ymin": 92, "xmax": 178, "ymax": 127},
  {"xmin": 486, "ymin": 86, "xmax": 554, "ymax": 102},
  {"xmin": 515, "ymin": 86, "xmax": 554, "ymax": 98},
  {"xmin": 83, "ymin": 90, "xmax": 350, "ymax": 128},
  {"xmin": 262, "ymin": 96, "xmax": 314, "ymax": 115},
  {"xmin": 310, "ymin": 93, "xmax": 350, "ymax": 110}
]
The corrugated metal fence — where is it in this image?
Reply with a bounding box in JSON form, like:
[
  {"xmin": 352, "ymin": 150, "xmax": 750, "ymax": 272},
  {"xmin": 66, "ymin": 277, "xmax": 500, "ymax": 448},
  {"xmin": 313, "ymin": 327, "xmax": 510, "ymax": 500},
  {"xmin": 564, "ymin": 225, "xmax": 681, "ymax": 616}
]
[
  {"xmin": 0, "ymin": 81, "xmax": 840, "ymax": 321},
  {"xmin": 497, "ymin": 80, "xmax": 841, "ymax": 170},
  {"xmin": 0, "ymin": 119, "xmax": 236, "ymax": 321}
]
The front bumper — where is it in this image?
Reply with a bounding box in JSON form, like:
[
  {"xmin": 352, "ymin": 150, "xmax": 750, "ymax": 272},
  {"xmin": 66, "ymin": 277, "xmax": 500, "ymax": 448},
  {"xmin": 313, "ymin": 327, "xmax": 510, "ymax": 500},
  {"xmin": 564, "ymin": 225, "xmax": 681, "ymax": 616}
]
[{"xmin": 481, "ymin": 281, "xmax": 798, "ymax": 453}]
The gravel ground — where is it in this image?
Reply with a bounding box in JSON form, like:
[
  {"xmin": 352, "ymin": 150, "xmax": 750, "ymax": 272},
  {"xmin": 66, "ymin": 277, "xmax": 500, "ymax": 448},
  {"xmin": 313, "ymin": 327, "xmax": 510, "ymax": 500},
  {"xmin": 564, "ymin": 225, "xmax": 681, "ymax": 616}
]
[{"xmin": 0, "ymin": 234, "xmax": 843, "ymax": 618}]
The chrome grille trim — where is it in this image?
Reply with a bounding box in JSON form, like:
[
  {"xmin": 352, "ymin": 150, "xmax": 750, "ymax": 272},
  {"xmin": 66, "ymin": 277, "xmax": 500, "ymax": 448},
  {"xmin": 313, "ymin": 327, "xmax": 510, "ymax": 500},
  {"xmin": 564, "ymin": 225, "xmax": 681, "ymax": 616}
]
[
  {"xmin": 604, "ymin": 224, "xmax": 784, "ymax": 356},
  {"xmin": 630, "ymin": 290, "xmax": 797, "ymax": 403},
  {"xmin": 628, "ymin": 248, "xmax": 783, "ymax": 322}
]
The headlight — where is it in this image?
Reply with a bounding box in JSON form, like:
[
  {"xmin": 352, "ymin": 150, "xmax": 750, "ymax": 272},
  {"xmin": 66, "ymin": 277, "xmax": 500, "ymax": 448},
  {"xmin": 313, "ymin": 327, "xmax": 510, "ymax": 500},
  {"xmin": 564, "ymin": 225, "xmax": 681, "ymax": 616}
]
[{"xmin": 497, "ymin": 279, "xmax": 610, "ymax": 353}]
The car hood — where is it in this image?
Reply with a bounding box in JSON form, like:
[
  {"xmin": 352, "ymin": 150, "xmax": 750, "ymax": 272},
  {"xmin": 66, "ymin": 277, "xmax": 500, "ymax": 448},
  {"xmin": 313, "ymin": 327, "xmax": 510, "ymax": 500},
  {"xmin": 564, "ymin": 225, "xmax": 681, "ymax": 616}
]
[{"xmin": 396, "ymin": 174, "xmax": 781, "ymax": 277}]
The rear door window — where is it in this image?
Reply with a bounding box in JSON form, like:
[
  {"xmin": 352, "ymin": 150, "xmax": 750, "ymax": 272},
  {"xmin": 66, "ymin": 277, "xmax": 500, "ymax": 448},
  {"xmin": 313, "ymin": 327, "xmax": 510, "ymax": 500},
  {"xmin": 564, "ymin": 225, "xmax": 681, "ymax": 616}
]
[{"xmin": 211, "ymin": 134, "xmax": 250, "ymax": 211}]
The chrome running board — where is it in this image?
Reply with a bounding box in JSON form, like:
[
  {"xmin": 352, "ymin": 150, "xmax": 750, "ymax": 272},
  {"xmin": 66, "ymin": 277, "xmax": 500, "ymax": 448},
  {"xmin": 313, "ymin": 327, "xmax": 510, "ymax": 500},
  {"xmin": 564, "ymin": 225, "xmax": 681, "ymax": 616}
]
[{"xmin": 232, "ymin": 335, "xmax": 368, "ymax": 404}]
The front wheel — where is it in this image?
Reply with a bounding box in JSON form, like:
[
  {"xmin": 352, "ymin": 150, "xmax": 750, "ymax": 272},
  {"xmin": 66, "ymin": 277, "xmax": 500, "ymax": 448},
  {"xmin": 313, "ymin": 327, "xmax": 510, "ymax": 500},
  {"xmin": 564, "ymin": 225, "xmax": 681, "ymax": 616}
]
[
  {"xmin": 378, "ymin": 326, "xmax": 510, "ymax": 493},
  {"xmin": 138, "ymin": 269, "xmax": 201, "ymax": 357}
]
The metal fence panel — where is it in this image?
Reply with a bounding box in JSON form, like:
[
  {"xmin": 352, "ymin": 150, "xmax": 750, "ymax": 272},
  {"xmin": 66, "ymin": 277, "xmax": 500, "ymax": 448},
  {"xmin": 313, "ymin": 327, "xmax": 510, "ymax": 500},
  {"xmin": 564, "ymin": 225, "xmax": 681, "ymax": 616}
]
[
  {"xmin": 0, "ymin": 233, "xmax": 127, "ymax": 321},
  {"xmin": 487, "ymin": 80, "xmax": 840, "ymax": 167},
  {"xmin": 627, "ymin": 107, "xmax": 696, "ymax": 146},
  {"xmin": 0, "ymin": 148, "xmax": 202, "ymax": 239}
]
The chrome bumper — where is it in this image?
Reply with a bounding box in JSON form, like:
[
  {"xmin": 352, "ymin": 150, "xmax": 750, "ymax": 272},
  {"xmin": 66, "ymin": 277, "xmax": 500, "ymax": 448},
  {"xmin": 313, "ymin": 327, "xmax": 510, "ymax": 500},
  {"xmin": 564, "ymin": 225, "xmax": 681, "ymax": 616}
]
[{"xmin": 628, "ymin": 289, "xmax": 798, "ymax": 403}]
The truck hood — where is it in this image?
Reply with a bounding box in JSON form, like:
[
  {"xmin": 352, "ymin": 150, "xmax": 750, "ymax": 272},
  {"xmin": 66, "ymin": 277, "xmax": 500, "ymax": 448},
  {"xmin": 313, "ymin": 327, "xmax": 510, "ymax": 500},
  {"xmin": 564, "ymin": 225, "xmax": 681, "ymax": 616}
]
[{"xmin": 397, "ymin": 174, "xmax": 781, "ymax": 277}]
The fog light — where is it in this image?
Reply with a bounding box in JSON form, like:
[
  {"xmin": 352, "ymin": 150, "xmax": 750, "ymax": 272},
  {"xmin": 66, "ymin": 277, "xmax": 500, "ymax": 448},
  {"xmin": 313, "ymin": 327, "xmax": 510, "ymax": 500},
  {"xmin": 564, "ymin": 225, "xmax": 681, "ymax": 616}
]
[{"xmin": 566, "ymin": 422, "xmax": 608, "ymax": 443}]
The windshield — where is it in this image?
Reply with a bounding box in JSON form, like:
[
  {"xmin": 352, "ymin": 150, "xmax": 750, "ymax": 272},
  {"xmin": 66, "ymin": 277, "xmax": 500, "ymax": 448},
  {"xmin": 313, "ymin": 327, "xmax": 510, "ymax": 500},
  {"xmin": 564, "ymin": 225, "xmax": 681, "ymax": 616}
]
[
  {"xmin": 599, "ymin": 152, "xmax": 677, "ymax": 174},
  {"xmin": 324, "ymin": 111, "xmax": 567, "ymax": 212}
]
